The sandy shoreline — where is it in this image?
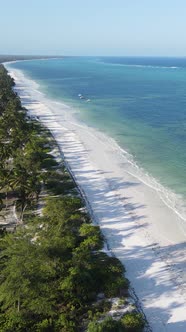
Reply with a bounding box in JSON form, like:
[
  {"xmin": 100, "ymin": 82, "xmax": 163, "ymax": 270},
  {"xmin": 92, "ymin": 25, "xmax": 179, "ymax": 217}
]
[{"xmin": 6, "ymin": 65, "xmax": 186, "ymax": 331}]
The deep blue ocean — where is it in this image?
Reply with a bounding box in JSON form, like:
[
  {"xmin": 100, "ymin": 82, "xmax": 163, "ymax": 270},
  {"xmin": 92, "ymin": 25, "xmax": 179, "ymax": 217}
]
[{"xmin": 9, "ymin": 57, "xmax": 186, "ymax": 213}]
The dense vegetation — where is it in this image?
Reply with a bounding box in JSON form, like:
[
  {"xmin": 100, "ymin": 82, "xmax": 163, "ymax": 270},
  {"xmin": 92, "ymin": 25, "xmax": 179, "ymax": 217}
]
[{"xmin": 0, "ymin": 64, "xmax": 145, "ymax": 331}]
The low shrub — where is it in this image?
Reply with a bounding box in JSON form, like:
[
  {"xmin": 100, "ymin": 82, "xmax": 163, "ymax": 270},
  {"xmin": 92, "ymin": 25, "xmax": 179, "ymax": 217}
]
[
  {"xmin": 120, "ymin": 312, "xmax": 145, "ymax": 331},
  {"xmin": 87, "ymin": 316, "xmax": 125, "ymax": 332}
]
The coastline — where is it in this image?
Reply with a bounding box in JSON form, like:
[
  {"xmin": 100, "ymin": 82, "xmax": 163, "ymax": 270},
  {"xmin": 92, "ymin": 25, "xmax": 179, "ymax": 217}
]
[{"xmin": 6, "ymin": 65, "xmax": 186, "ymax": 331}]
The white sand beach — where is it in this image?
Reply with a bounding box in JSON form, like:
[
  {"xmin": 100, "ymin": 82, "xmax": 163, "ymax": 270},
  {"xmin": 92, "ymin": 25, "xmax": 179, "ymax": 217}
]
[{"xmin": 6, "ymin": 67, "xmax": 186, "ymax": 332}]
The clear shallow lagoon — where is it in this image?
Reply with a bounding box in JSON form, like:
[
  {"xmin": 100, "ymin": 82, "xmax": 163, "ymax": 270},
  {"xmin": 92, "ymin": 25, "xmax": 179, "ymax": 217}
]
[{"xmin": 9, "ymin": 57, "xmax": 186, "ymax": 218}]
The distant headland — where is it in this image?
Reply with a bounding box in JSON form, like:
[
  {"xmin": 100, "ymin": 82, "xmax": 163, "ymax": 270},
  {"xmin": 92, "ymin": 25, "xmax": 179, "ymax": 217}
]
[{"xmin": 0, "ymin": 55, "xmax": 63, "ymax": 63}]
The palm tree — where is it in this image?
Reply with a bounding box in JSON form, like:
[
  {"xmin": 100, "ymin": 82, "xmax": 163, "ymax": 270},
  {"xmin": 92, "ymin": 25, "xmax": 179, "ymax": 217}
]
[{"xmin": 9, "ymin": 165, "xmax": 42, "ymax": 223}]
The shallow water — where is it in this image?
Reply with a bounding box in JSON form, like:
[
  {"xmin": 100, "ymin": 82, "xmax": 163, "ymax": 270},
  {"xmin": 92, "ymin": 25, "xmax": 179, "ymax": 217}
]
[{"xmin": 8, "ymin": 56, "xmax": 186, "ymax": 220}]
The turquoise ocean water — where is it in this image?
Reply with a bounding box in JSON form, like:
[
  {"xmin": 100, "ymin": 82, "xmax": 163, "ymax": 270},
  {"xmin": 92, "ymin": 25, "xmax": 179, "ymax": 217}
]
[{"xmin": 8, "ymin": 57, "xmax": 186, "ymax": 215}]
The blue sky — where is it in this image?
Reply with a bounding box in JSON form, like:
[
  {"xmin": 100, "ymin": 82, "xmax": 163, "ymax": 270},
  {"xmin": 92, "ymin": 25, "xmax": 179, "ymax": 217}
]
[{"xmin": 0, "ymin": 0, "xmax": 186, "ymax": 56}]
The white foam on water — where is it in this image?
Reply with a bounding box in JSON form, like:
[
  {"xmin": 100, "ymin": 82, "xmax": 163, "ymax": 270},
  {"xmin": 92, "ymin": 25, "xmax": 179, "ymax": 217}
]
[{"xmin": 99, "ymin": 61, "xmax": 179, "ymax": 69}]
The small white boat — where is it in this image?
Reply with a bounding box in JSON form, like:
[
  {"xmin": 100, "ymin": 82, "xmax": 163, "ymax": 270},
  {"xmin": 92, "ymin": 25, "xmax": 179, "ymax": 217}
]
[{"xmin": 78, "ymin": 94, "xmax": 91, "ymax": 101}]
